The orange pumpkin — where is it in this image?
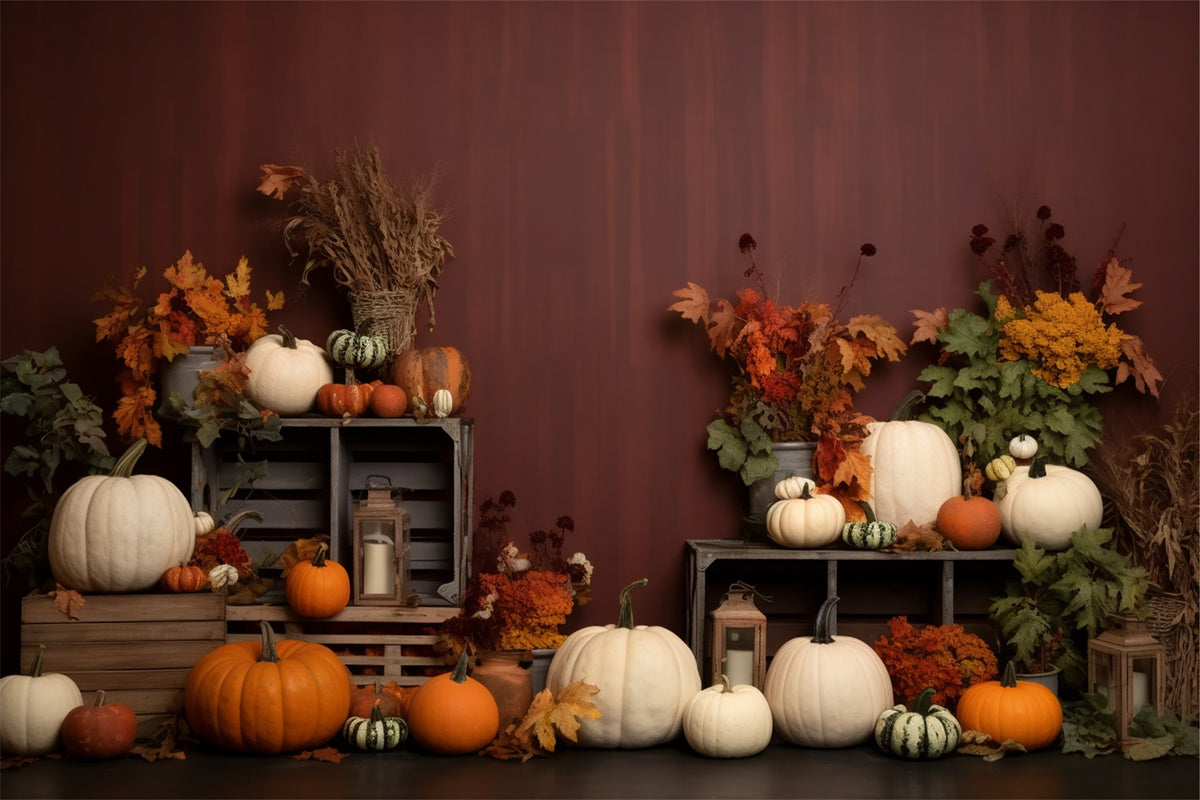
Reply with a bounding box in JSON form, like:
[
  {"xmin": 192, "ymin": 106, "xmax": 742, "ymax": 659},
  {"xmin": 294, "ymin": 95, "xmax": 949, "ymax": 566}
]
[
  {"xmin": 406, "ymin": 649, "xmax": 499, "ymax": 755},
  {"xmin": 935, "ymin": 490, "xmax": 1002, "ymax": 550},
  {"xmin": 184, "ymin": 620, "xmax": 352, "ymax": 754},
  {"xmin": 286, "ymin": 544, "xmax": 351, "ymax": 618},
  {"xmin": 955, "ymin": 662, "xmax": 1062, "ymax": 751},
  {"xmin": 60, "ymin": 690, "xmax": 138, "ymax": 760},
  {"xmin": 368, "ymin": 383, "xmax": 409, "ymax": 418},
  {"xmin": 390, "ymin": 346, "xmax": 471, "ymax": 417},
  {"xmin": 160, "ymin": 563, "xmax": 208, "ymax": 592},
  {"xmin": 316, "ymin": 381, "xmax": 374, "ymax": 418}
]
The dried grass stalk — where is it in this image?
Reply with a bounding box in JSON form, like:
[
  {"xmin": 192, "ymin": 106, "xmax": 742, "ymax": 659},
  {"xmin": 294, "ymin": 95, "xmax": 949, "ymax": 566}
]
[{"xmin": 1092, "ymin": 395, "xmax": 1199, "ymax": 718}]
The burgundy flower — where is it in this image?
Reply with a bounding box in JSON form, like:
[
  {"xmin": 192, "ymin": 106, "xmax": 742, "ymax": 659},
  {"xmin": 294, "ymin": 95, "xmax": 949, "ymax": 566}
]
[
  {"xmin": 738, "ymin": 233, "xmax": 758, "ymax": 253},
  {"xmin": 972, "ymin": 224, "xmax": 989, "ymax": 237},
  {"xmin": 1045, "ymin": 223, "xmax": 1065, "ymax": 241},
  {"xmin": 860, "ymin": 243, "xmax": 877, "ymax": 257},
  {"xmin": 1036, "ymin": 205, "xmax": 1052, "ymax": 221}
]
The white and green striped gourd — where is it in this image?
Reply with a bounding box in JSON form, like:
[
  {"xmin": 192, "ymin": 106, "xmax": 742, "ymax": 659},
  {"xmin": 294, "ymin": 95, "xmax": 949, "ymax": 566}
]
[
  {"xmin": 341, "ymin": 704, "xmax": 408, "ymax": 752},
  {"xmin": 326, "ymin": 329, "xmax": 389, "ymax": 371},
  {"xmin": 841, "ymin": 502, "xmax": 898, "ymax": 550},
  {"xmin": 873, "ymin": 687, "xmax": 962, "ymax": 760}
]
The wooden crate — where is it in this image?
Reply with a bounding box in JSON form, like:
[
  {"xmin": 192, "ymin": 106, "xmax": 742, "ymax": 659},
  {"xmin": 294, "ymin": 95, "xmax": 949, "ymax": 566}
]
[
  {"xmin": 225, "ymin": 604, "xmax": 459, "ymax": 687},
  {"xmin": 20, "ymin": 593, "xmax": 226, "ymax": 736},
  {"xmin": 191, "ymin": 417, "xmax": 474, "ymax": 606}
]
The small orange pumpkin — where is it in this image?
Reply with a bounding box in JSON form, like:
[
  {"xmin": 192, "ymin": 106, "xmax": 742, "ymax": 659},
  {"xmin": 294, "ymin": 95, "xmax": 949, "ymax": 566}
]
[
  {"xmin": 160, "ymin": 563, "xmax": 208, "ymax": 592},
  {"xmin": 285, "ymin": 544, "xmax": 351, "ymax": 618},
  {"xmin": 316, "ymin": 381, "xmax": 375, "ymax": 418},
  {"xmin": 369, "ymin": 383, "xmax": 409, "ymax": 418},
  {"xmin": 955, "ymin": 662, "xmax": 1062, "ymax": 751},
  {"xmin": 935, "ymin": 488, "xmax": 1001, "ymax": 550},
  {"xmin": 60, "ymin": 690, "xmax": 138, "ymax": 760},
  {"xmin": 390, "ymin": 346, "xmax": 471, "ymax": 417},
  {"xmin": 406, "ymin": 648, "xmax": 499, "ymax": 755}
]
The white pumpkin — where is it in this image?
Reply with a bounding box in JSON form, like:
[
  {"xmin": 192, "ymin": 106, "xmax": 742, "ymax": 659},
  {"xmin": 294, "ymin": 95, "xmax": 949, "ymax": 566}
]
[
  {"xmin": 682, "ymin": 676, "xmax": 773, "ymax": 758},
  {"xmin": 0, "ymin": 644, "xmax": 83, "ymax": 756},
  {"xmin": 432, "ymin": 388, "xmax": 454, "ymax": 418},
  {"xmin": 764, "ymin": 596, "xmax": 894, "ymax": 748},
  {"xmin": 765, "ymin": 478, "xmax": 845, "ymax": 549},
  {"xmin": 243, "ymin": 326, "xmax": 333, "ymax": 415},
  {"xmin": 48, "ymin": 438, "xmax": 195, "ymax": 593},
  {"xmin": 860, "ymin": 420, "xmax": 961, "ymax": 527},
  {"xmin": 546, "ymin": 579, "xmax": 702, "ymax": 748},
  {"xmin": 995, "ymin": 458, "xmax": 1104, "ymax": 550}
]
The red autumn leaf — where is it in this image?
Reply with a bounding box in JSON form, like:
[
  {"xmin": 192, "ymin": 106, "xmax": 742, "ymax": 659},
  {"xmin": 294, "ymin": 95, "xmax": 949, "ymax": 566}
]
[{"xmin": 294, "ymin": 747, "xmax": 347, "ymax": 763}]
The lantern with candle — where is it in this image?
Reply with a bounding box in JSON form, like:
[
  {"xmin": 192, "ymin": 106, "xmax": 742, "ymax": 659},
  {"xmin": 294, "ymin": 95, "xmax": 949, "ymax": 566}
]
[
  {"xmin": 351, "ymin": 474, "xmax": 411, "ymax": 606},
  {"xmin": 1087, "ymin": 615, "xmax": 1165, "ymax": 745},
  {"xmin": 709, "ymin": 582, "xmax": 768, "ymax": 689}
]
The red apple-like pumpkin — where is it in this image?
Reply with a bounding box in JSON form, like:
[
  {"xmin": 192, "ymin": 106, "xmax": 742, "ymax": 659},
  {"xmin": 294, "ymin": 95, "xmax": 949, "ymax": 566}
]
[{"xmin": 60, "ymin": 690, "xmax": 138, "ymax": 760}]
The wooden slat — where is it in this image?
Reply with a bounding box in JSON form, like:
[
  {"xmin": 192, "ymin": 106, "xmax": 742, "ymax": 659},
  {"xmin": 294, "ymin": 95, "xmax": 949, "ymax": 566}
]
[
  {"xmin": 21, "ymin": 620, "xmax": 225, "ymax": 644},
  {"xmin": 81, "ymin": 688, "xmax": 183, "ymax": 715},
  {"xmin": 27, "ymin": 641, "xmax": 222, "ymax": 672},
  {"xmin": 62, "ymin": 669, "xmax": 193, "ymax": 691},
  {"xmin": 224, "ymin": 604, "xmax": 457, "ymax": 624},
  {"xmin": 21, "ymin": 593, "xmax": 225, "ymax": 624}
]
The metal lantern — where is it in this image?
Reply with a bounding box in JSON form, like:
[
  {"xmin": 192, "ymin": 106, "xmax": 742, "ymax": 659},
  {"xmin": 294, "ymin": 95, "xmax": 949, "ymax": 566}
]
[
  {"xmin": 351, "ymin": 474, "xmax": 411, "ymax": 606},
  {"xmin": 1087, "ymin": 614, "xmax": 1165, "ymax": 744},
  {"xmin": 709, "ymin": 581, "xmax": 768, "ymax": 689}
]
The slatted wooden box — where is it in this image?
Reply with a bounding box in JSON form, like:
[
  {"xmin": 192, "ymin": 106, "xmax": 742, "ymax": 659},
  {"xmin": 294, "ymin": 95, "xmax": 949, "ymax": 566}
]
[
  {"xmin": 20, "ymin": 593, "xmax": 226, "ymax": 736},
  {"xmin": 190, "ymin": 417, "xmax": 474, "ymax": 606},
  {"xmin": 225, "ymin": 604, "xmax": 459, "ymax": 687}
]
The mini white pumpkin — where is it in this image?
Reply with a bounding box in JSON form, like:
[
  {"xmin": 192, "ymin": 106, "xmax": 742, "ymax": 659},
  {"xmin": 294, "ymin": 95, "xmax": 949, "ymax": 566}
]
[
  {"xmin": 546, "ymin": 579, "xmax": 701, "ymax": 748},
  {"xmin": 995, "ymin": 457, "xmax": 1103, "ymax": 550},
  {"xmin": 1008, "ymin": 434, "xmax": 1039, "ymax": 461},
  {"xmin": 682, "ymin": 675, "xmax": 773, "ymax": 758},
  {"xmin": 243, "ymin": 326, "xmax": 333, "ymax": 416},
  {"xmin": 208, "ymin": 563, "xmax": 239, "ymax": 591},
  {"xmin": 860, "ymin": 420, "xmax": 960, "ymax": 527},
  {"xmin": 48, "ymin": 438, "xmax": 195, "ymax": 593},
  {"xmin": 764, "ymin": 596, "xmax": 894, "ymax": 748},
  {"xmin": 765, "ymin": 478, "xmax": 845, "ymax": 549},
  {"xmin": 0, "ymin": 644, "xmax": 84, "ymax": 756}
]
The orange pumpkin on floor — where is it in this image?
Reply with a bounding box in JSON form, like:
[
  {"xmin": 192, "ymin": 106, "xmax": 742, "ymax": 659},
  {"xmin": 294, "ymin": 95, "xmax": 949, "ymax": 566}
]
[
  {"xmin": 390, "ymin": 346, "xmax": 471, "ymax": 417},
  {"xmin": 286, "ymin": 544, "xmax": 351, "ymax": 618},
  {"xmin": 406, "ymin": 649, "xmax": 499, "ymax": 755},
  {"xmin": 955, "ymin": 662, "xmax": 1062, "ymax": 751}
]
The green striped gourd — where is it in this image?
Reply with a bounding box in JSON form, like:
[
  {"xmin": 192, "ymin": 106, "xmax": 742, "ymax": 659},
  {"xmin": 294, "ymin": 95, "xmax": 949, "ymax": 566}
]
[
  {"xmin": 326, "ymin": 329, "xmax": 388, "ymax": 370},
  {"xmin": 841, "ymin": 502, "xmax": 898, "ymax": 550},
  {"xmin": 873, "ymin": 687, "xmax": 961, "ymax": 760},
  {"xmin": 341, "ymin": 704, "xmax": 408, "ymax": 752}
]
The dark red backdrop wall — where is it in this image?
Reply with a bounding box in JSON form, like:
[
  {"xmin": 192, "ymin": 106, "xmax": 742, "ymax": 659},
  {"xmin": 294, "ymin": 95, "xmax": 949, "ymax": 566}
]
[{"xmin": 2, "ymin": 1, "xmax": 1196, "ymax": 674}]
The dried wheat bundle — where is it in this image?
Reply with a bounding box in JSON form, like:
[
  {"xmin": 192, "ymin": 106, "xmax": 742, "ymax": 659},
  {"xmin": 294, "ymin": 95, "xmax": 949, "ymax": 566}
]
[{"xmin": 1093, "ymin": 396, "xmax": 1198, "ymax": 718}]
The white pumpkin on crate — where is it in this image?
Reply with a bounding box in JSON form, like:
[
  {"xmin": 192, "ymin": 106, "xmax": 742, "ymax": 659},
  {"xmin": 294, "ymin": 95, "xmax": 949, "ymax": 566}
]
[
  {"xmin": 860, "ymin": 420, "xmax": 961, "ymax": 527},
  {"xmin": 48, "ymin": 438, "xmax": 195, "ymax": 593},
  {"xmin": 765, "ymin": 476, "xmax": 845, "ymax": 549},
  {"xmin": 546, "ymin": 579, "xmax": 701, "ymax": 748},
  {"xmin": 243, "ymin": 325, "xmax": 334, "ymax": 415},
  {"xmin": 763, "ymin": 596, "xmax": 894, "ymax": 748},
  {"xmin": 995, "ymin": 457, "xmax": 1103, "ymax": 550}
]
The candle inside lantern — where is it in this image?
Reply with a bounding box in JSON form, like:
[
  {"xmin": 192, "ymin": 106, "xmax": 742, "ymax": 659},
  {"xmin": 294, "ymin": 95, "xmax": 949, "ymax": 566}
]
[
  {"xmin": 723, "ymin": 630, "xmax": 754, "ymax": 687},
  {"xmin": 1132, "ymin": 671, "xmax": 1149, "ymax": 711},
  {"xmin": 362, "ymin": 529, "xmax": 395, "ymax": 596}
]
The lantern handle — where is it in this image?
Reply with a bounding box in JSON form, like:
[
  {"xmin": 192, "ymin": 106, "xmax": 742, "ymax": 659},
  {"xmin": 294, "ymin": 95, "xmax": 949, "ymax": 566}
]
[
  {"xmin": 727, "ymin": 580, "xmax": 772, "ymax": 605},
  {"xmin": 365, "ymin": 474, "xmax": 394, "ymax": 491}
]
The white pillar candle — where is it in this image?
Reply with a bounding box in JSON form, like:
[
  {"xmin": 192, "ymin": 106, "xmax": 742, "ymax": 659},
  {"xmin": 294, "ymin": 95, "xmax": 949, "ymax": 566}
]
[
  {"xmin": 363, "ymin": 539, "xmax": 395, "ymax": 595},
  {"xmin": 1131, "ymin": 671, "xmax": 1149, "ymax": 711},
  {"xmin": 724, "ymin": 649, "xmax": 754, "ymax": 688}
]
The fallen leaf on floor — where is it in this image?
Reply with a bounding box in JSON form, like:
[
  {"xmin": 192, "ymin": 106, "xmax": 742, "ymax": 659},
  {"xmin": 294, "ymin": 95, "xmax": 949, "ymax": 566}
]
[
  {"xmin": 294, "ymin": 747, "xmax": 347, "ymax": 763},
  {"xmin": 957, "ymin": 729, "xmax": 1028, "ymax": 760}
]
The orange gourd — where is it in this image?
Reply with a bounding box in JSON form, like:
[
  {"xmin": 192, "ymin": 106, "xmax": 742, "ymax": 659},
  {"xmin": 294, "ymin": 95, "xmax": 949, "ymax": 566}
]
[
  {"xmin": 935, "ymin": 488, "xmax": 1001, "ymax": 550},
  {"xmin": 60, "ymin": 690, "xmax": 137, "ymax": 760},
  {"xmin": 368, "ymin": 383, "xmax": 409, "ymax": 418},
  {"xmin": 406, "ymin": 649, "xmax": 499, "ymax": 755},
  {"xmin": 286, "ymin": 544, "xmax": 351, "ymax": 618},
  {"xmin": 160, "ymin": 563, "xmax": 207, "ymax": 592},
  {"xmin": 955, "ymin": 662, "xmax": 1062, "ymax": 751},
  {"xmin": 184, "ymin": 620, "xmax": 352, "ymax": 754},
  {"xmin": 316, "ymin": 381, "xmax": 374, "ymax": 418},
  {"xmin": 390, "ymin": 346, "xmax": 472, "ymax": 417}
]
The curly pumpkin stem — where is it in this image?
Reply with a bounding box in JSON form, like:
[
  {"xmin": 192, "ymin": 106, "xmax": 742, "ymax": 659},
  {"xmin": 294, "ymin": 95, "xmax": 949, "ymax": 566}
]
[
  {"xmin": 278, "ymin": 325, "xmax": 298, "ymax": 349},
  {"xmin": 856, "ymin": 501, "xmax": 878, "ymax": 523},
  {"xmin": 912, "ymin": 686, "xmax": 936, "ymax": 715},
  {"xmin": 617, "ymin": 578, "xmax": 649, "ymax": 629},
  {"xmin": 110, "ymin": 438, "xmax": 149, "ymax": 478},
  {"xmin": 811, "ymin": 595, "xmax": 840, "ymax": 644},
  {"xmin": 311, "ymin": 543, "xmax": 330, "ymax": 568},
  {"xmin": 220, "ymin": 509, "xmax": 263, "ymax": 538},
  {"xmin": 258, "ymin": 620, "xmax": 281, "ymax": 663}
]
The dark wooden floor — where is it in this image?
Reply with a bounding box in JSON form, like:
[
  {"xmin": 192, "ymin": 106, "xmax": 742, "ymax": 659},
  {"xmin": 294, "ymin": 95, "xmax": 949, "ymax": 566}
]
[{"xmin": 3, "ymin": 738, "xmax": 1197, "ymax": 799}]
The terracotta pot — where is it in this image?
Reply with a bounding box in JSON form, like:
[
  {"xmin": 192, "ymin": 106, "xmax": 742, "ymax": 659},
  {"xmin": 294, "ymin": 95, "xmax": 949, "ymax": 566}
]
[{"xmin": 472, "ymin": 649, "xmax": 534, "ymax": 727}]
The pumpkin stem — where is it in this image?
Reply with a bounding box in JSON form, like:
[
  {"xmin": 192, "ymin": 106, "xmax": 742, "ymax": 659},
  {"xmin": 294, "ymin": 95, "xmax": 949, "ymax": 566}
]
[
  {"xmin": 93, "ymin": 690, "xmax": 107, "ymax": 707},
  {"xmin": 110, "ymin": 438, "xmax": 148, "ymax": 478},
  {"xmin": 1028, "ymin": 456, "xmax": 1047, "ymax": 479},
  {"xmin": 811, "ymin": 596, "xmax": 840, "ymax": 644},
  {"xmin": 719, "ymin": 673, "xmax": 733, "ymax": 693},
  {"xmin": 28, "ymin": 643, "xmax": 46, "ymax": 677},
  {"xmin": 369, "ymin": 703, "xmax": 386, "ymax": 724},
  {"xmin": 221, "ymin": 509, "xmax": 263, "ymax": 538},
  {"xmin": 856, "ymin": 501, "xmax": 877, "ymax": 523},
  {"xmin": 890, "ymin": 389, "xmax": 926, "ymax": 421},
  {"xmin": 258, "ymin": 620, "xmax": 281, "ymax": 663},
  {"xmin": 799, "ymin": 483, "xmax": 813, "ymax": 500},
  {"xmin": 617, "ymin": 578, "xmax": 649, "ymax": 629},
  {"xmin": 1001, "ymin": 661, "xmax": 1018, "ymax": 688},
  {"xmin": 450, "ymin": 647, "xmax": 472, "ymax": 684},
  {"xmin": 311, "ymin": 543, "xmax": 330, "ymax": 568},
  {"xmin": 277, "ymin": 325, "xmax": 299, "ymax": 349},
  {"xmin": 912, "ymin": 687, "xmax": 936, "ymax": 715}
]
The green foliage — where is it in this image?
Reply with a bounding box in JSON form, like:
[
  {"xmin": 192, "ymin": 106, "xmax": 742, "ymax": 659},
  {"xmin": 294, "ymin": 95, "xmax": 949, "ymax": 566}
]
[
  {"xmin": 1, "ymin": 347, "xmax": 115, "ymax": 589},
  {"xmin": 1062, "ymin": 693, "xmax": 1200, "ymax": 759},
  {"xmin": 915, "ymin": 281, "xmax": 1110, "ymax": 467},
  {"xmin": 161, "ymin": 371, "xmax": 282, "ymax": 450},
  {"xmin": 706, "ymin": 416, "xmax": 775, "ymax": 486},
  {"xmin": 989, "ymin": 527, "xmax": 1152, "ymax": 691}
]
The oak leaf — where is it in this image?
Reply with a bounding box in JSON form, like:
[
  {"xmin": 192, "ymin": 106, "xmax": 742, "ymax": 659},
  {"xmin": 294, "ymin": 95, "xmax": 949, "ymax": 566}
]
[
  {"xmin": 1115, "ymin": 333, "xmax": 1162, "ymax": 398},
  {"xmin": 667, "ymin": 282, "xmax": 711, "ymax": 324},
  {"xmin": 1097, "ymin": 258, "xmax": 1143, "ymax": 315},
  {"xmin": 829, "ymin": 445, "xmax": 872, "ymax": 499},
  {"xmin": 49, "ymin": 585, "xmax": 85, "ymax": 620},
  {"xmin": 886, "ymin": 520, "xmax": 952, "ymax": 552},
  {"xmin": 520, "ymin": 681, "xmax": 601, "ymax": 751},
  {"xmin": 910, "ymin": 307, "xmax": 949, "ymax": 346},
  {"xmin": 257, "ymin": 164, "xmax": 305, "ymax": 201},
  {"xmin": 847, "ymin": 314, "xmax": 908, "ymax": 362}
]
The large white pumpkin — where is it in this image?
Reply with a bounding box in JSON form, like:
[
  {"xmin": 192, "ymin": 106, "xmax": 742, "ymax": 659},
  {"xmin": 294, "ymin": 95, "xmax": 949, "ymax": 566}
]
[
  {"xmin": 996, "ymin": 459, "xmax": 1104, "ymax": 550},
  {"xmin": 0, "ymin": 644, "xmax": 83, "ymax": 755},
  {"xmin": 546, "ymin": 579, "xmax": 702, "ymax": 748},
  {"xmin": 243, "ymin": 326, "xmax": 333, "ymax": 416},
  {"xmin": 48, "ymin": 439, "xmax": 195, "ymax": 593},
  {"xmin": 861, "ymin": 420, "xmax": 961, "ymax": 527},
  {"xmin": 763, "ymin": 596, "xmax": 894, "ymax": 748}
]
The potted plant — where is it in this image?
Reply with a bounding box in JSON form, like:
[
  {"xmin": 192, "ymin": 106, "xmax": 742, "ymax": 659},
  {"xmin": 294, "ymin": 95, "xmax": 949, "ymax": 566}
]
[
  {"xmin": 989, "ymin": 525, "xmax": 1152, "ymax": 694},
  {"xmin": 257, "ymin": 145, "xmax": 454, "ymax": 363},
  {"xmin": 668, "ymin": 235, "xmax": 907, "ymax": 517},
  {"xmin": 92, "ymin": 251, "xmax": 285, "ymax": 448}
]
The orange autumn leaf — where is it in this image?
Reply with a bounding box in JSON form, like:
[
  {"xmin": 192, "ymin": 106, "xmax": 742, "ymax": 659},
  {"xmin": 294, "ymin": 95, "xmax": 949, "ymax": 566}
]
[
  {"xmin": 49, "ymin": 585, "xmax": 85, "ymax": 620},
  {"xmin": 910, "ymin": 307, "xmax": 949, "ymax": 346},
  {"xmin": 257, "ymin": 164, "xmax": 306, "ymax": 201},
  {"xmin": 1116, "ymin": 332, "xmax": 1163, "ymax": 398},
  {"xmin": 667, "ymin": 282, "xmax": 711, "ymax": 324},
  {"xmin": 520, "ymin": 682, "xmax": 601, "ymax": 752},
  {"xmin": 847, "ymin": 314, "xmax": 908, "ymax": 363},
  {"xmin": 887, "ymin": 520, "xmax": 952, "ymax": 552},
  {"xmin": 830, "ymin": 445, "xmax": 872, "ymax": 499},
  {"xmin": 224, "ymin": 257, "xmax": 253, "ymax": 299},
  {"xmin": 1097, "ymin": 258, "xmax": 1143, "ymax": 315}
]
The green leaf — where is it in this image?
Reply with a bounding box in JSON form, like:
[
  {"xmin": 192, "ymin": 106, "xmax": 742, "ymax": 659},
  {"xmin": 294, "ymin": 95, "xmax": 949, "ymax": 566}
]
[
  {"xmin": 917, "ymin": 365, "xmax": 959, "ymax": 399},
  {"xmin": 940, "ymin": 309, "xmax": 995, "ymax": 358}
]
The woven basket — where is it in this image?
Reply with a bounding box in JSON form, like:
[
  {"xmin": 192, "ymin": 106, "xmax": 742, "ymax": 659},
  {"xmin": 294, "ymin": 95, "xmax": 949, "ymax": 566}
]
[{"xmin": 350, "ymin": 289, "xmax": 418, "ymax": 359}]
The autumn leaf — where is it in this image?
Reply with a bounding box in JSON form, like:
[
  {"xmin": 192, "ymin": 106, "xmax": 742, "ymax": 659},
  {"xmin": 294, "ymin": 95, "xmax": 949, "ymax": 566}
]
[
  {"xmin": 49, "ymin": 584, "xmax": 85, "ymax": 620},
  {"xmin": 257, "ymin": 164, "xmax": 306, "ymax": 201},
  {"xmin": 886, "ymin": 520, "xmax": 953, "ymax": 552},
  {"xmin": 130, "ymin": 714, "xmax": 190, "ymax": 762},
  {"xmin": 910, "ymin": 307, "xmax": 949, "ymax": 346},
  {"xmin": 957, "ymin": 729, "xmax": 1028, "ymax": 761},
  {"xmin": 706, "ymin": 298, "xmax": 740, "ymax": 358},
  {"xmin": 1, "ymin": 753, "xmax": 61, "ymax": 770},
  {"xmin": 294, "ymin": 747, "xmax": 347, "ymax": 763},
  {"xmin": 1115, "ymin": 333, "xmax": 1163, "ymax": 398},
  {"xmin": 265, "ymin": 289, "xmax": 286, "ymax": 311},
  {"xmin": 522, "ymin": 681, "xmax": 601, "ymax": 751},
  {"xmin": 225, "ymin": 256, "xmax": 253, "ymax": 299},
  {"xmin": 668, "ymin": 282, "xmax": 711, "ymax": 324},
  {"xmin": 277, "ymin": 538, "xmax": 329, "ymax": 578},
  {"xmin": 847, "ymin": 314, "xmax": 908, "ymax": 362},
  {"xmin": 1097, "ymin": 258, "xmax": 1143, "ymax": 315},
  {"xmin": 830, "ymin": 446, "xmax": 872, "ymax": 499}
]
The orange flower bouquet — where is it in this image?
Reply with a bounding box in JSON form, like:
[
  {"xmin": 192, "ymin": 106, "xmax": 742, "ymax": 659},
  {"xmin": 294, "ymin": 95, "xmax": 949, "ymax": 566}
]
[
  {"xmin": 872, "ymin": 616, "xmax": 999, "ymax": 710},
  {"xmin": 440, "ymin": 491, "xmax": 593, "ymax": 655},
  {"xmin": 93, "ymin": 251, "xmax": 285, "ymax": 447}
]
